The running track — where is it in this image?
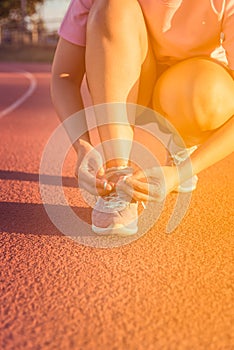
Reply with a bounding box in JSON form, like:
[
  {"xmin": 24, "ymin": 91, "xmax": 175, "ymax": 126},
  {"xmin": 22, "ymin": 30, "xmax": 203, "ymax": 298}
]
[{"xmin": 0, "ymin": 62, "xmax": 233, "ymax": 350}]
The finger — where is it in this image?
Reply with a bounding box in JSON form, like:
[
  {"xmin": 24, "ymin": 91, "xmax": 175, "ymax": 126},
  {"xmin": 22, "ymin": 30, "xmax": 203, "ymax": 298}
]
[
  {"xmin": 79, "ymin": 169, "xmax": 113, "ymax": 196},
  {"xmin": 125, "ymin": 186, "xmax": 159, "ymax": 202},
  {"xmin": 99, "ymin": 178, "xmax": 112, "ymax": 192},
  {"xmin": 97, "ymin": 166, "xmax": 105, "ymax": 178},
  {"xmin": 125, "ymin": 178, "xmax": 150, "ymax": 194},
  {"xmin": 125, "ymin": 177, "xmax": 163, "ymax": 196},
  {"xmin": 131, "ymin": 170, "xmax": 146, "ymax": 180},
  {"xmin": 123, "ymin": 176, "xmax": 164, "ymax": 199},
  {"xmin": 79, "ymin": 180, "xmax": 109, "ymax": 196},
  {"xmin": 118, "ymin": 181, "xmax": 163, "ymax": 202}
]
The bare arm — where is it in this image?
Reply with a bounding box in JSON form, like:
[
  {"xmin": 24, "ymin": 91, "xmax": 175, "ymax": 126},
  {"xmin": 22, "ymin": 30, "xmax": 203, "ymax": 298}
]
[
  {"xmin": 51, "ymin": 37, "xmax": 90, "ymax": 152},
  {"xmin": 179, "ymin": 115, "xmax": 234, "ymax": 182},
  {"xmin": 51, "ymin": 37, "xmax": 112, "ymax": 194},
  {"xmin": 120, "ymin": 114, "xmax": 234, "ymax": 202}
]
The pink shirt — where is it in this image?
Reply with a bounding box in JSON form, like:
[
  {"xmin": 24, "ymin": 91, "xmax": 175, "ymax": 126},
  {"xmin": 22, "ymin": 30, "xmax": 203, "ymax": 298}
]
[{"xmin": 59, "ymin": 0, "xmax": 234, "ymax": 69}]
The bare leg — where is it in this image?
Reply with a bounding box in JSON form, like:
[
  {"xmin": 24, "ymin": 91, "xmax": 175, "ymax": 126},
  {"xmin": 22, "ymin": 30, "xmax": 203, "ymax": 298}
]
[
  {"xmin": 153, "ymin": 57, "xmax": 234, "ymax": 147},
  {"xmin": 152, "ymin": 57, "xmax": 234, "ymax": 184},
  {"xmin": 118, "ymin": 58, "xmax": 234, "ymax": 203},
  {"xmin": 85, "ymin": 0, "xmax": 156, "ymax": 169}
]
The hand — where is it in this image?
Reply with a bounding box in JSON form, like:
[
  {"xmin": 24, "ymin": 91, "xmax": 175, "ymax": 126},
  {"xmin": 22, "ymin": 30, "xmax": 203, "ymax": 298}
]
[
  {"xmin": 75, "ymin": 140, "xmax": 113, "ymax": 195},
  {"xmin": 117, "ymin": 166, "xmax": 179, "ymax": 202}
]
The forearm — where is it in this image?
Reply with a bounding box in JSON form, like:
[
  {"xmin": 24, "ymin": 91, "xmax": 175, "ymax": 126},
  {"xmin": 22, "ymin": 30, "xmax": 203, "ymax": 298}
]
[
  {"xmin": 51, "ymin": 76, "xmax": 90, "ymax": 153},
  {"xmin": 51, "ymin": 38, "xmax": 91, "ymax": 153},
  {"xmin": 51, "ymin": 75, "xmax": 84, "ymax": 120},
  {"xmin": 179, "ymin": 116, "xmax": 234, "ymax": 181}
]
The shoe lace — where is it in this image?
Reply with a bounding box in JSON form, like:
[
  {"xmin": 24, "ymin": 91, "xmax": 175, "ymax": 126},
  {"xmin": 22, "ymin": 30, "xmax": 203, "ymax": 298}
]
[
  {"xmin": 103, "ymin": 192, "xmax": 131, "ymax": 210},
  {"xmin": 103, "ymin": 167, "xmax": 146, "ymax": 210}
]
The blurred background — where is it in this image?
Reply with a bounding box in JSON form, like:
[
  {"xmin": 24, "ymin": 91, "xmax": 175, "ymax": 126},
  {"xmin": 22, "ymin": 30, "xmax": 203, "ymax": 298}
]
[{"xmin": 0, "ymin": 0, "xmax": 70, "ymax": 63}]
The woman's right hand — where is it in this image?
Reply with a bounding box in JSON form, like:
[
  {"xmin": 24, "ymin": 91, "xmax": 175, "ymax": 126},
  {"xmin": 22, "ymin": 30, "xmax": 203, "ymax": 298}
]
[{"xmin": 75, "ymin": 140, "xmax": 113, "ymax": 196}]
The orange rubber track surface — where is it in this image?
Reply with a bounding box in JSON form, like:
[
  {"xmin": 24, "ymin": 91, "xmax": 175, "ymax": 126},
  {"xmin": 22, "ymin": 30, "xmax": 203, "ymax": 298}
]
[{"xmin": 0, "ymin": 63, "xmax": 233, "ymax": 350}]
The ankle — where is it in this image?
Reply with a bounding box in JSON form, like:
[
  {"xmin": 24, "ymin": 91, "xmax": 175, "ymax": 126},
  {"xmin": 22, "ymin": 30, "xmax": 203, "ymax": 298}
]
[{"xmin": 105, "ymin": 159, "xmax": 129, "ymax": 170}]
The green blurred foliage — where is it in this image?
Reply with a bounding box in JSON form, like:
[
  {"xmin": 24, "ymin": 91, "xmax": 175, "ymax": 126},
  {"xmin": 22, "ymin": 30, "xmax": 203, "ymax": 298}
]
[{"xmin": 0, "ymin": 0, "xmax": 44, "ymax": 19}]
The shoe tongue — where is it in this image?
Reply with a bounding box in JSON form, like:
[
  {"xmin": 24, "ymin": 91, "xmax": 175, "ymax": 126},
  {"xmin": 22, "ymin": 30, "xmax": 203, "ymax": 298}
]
[{"xmin": 100, "ymin": 192, "xmax": 130, "ymax": 212}]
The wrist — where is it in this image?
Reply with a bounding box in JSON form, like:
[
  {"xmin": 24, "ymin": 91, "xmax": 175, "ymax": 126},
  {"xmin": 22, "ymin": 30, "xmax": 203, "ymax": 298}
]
[
  {"xmin": 167, "ymin": 166, "xmax": 181, "ymax": 193},
  {"xmin": 177, "ymin": 158, "xmax": 194, "ymax": 184}
]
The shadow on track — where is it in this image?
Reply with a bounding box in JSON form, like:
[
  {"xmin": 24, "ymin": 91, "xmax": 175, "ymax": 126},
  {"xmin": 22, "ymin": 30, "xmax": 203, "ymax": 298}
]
[
  {"xmin": 0, "ymin": 170, "xmax": 77, "ymax": 188},
  {"xmin": 0, "ymin": 170, "xmax": 92, "ymax": 236},
  {"xmin": 0, "ymin": 202, "xmax": 92, "ymax": 236}
]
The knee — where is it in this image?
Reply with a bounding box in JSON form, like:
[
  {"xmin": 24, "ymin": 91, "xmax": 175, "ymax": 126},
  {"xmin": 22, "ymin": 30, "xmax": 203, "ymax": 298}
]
[
  {"xmin": 153, "ymin": 58, "xmax": 234, "ymax": 132},
  {"xmin": 191, "ymin": 61, "xmax": 234, "ymax": 130},
  {"xmin": 87, "ymin": 0, "xmax": 145, "ymax": 38}
]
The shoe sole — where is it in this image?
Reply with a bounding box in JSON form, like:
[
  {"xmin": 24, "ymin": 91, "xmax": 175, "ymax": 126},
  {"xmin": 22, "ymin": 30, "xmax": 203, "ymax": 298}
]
[
  {"xmin": 175, "ymin": 184, "xmax": 197, "ymax": 193},
  {"xmin": 92, "ymin": 223, "xmax": 138, "ymax": 236},
  {"xmin": 175, "ymin": 175, "xmax": 198, "ymax": 193}
]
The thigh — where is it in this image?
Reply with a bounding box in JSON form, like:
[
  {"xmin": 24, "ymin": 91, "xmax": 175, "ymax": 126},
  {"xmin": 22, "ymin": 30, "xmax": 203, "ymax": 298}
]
[{"xmin": 152, "ymin": 57, "xmax": 234, "ymax": 144}]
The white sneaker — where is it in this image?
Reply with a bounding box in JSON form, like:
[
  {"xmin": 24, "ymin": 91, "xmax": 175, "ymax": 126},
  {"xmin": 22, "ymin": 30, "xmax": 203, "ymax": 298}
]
[
  {"xmin": 92, "ymin": 194, "xmax": 138, "ymax": 235},
  {"xmin": 91, "ymin": 167, "xmax": 138, "ymax": 236},
  {"xmin": 167, "ymin": 136, "xmax": 198, "ymax": 193}
]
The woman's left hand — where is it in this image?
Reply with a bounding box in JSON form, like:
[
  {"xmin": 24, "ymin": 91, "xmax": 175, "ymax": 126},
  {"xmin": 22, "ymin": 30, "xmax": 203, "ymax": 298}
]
[{"xmin": 117, "ymin": 166, "xmax": 179, "ymax": 203}]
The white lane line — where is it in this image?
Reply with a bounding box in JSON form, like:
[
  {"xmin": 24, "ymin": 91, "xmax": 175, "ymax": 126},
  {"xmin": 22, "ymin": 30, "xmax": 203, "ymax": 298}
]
[{"xmin": 0, "ymin": 70, "xmax": 37, "ymax": 119}]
